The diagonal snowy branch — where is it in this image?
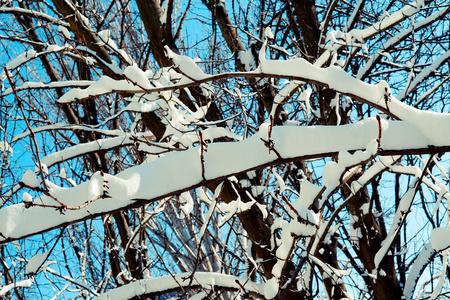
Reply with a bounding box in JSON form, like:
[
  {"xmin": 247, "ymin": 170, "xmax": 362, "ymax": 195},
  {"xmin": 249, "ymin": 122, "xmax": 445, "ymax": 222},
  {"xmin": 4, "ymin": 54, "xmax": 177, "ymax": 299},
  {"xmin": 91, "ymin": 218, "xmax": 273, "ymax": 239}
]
[
  {"xmin": 403, "ymin": 242, "xmax": 435, "ymax": 299},
  {"xmin": 315, "ymin": 0, "xmax": 426, "ymax": 67},
  {"xmin": 356, "ymin": 5, "xmax": 450, "ymax": 81},
  {"xmin": 397, "ymin": 49, "xmax": 450, "ymax": 101}
]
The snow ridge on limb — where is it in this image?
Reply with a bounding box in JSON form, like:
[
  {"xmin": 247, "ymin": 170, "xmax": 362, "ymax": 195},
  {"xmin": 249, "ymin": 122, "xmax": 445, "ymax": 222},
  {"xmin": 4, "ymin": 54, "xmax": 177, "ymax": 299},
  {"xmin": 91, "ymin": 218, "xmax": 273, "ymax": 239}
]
[
  {"xmin": 431, "ymin": 228, "xmax": 450, "ymax": 252},
  {"xmin": 54, "ymin": 50, "xmax": 450, "ymax": 143},
  {"xmin": 320, "ymin": 138, "xmax": 379, "ymax": 204},
  {"xmin": 1, "ymin": 45, "xmax": 70, "ymax": 86},
  {"xmin": 0, "ymin": 7, "xmax": 69, "ymax": 26},
  {"xmin": 0, "ymin": 278, "xmax": 34, "ymax": 297},
  {"xmin": 0, "ymin": 119, "xmax": 448, "ymax": 244},
  {"xmin": 2, "ymin": 80, "xmax": 93, "ymax": 97},
  {"xmin": 94, "ymin": 272, "xmax": 264, "ymax": 299}
]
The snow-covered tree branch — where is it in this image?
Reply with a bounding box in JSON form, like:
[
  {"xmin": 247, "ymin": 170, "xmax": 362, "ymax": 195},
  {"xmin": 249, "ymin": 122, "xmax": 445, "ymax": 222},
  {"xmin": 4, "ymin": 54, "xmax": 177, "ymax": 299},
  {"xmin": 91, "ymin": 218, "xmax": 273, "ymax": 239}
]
[{"xmin": 1, "ymin": 0, "xmax": 450, "ymax": 299}]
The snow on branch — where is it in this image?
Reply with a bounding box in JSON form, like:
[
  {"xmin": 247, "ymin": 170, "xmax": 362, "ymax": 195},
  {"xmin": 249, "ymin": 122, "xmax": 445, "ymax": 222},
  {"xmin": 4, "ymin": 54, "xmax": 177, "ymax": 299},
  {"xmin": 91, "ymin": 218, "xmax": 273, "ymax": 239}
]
[
  {"xmin": 1, "ymin": 0, "xmax": 449, "ymax": 298},
  {"xmin": 37, "ymin": 136, "xmax": 123, "ymax": 166},
  {"xmin": 2, "ymin": 80, "xmax": 93, "ymax": 97},
  {"xmin": 0, "ymin": 278, "xmax": 34, "ymax": 296},
  {"xmin": 1, "ymin": 45, "xmax": 70, "ymax": 84},
  {"xmin": 431, "ymin": 228, "xmax": 450, "ymax": 252},
  {"xmin": 374, "ymin": 157, "xmax": 432, "ymax": 270},
  {"xmin": 316, "ymin": 0, "xmax": 426, "ymax": 67},
  {"xmin": 95, "ymin": 272, "xmax": 264, "ymax": 299},
  {"xmin": 54, "ymin": 50, "xmax": 450, "ymax": 147},
  {"xmin": 1, "ymin": 118, "xmax": 450, "ymax": 243},
  {"xmin": 397, "ymin": 49, "xmax": 450, "ymax": 101},
  {"xmin": 403, "ymin": 242, "xmax": 435, "ymax": 299},
  {"xmin": 0, "ymin": 7, "xmax": 69, "ymax": 26},
  {"xmin": 357, "ymin": 5, "xmax": 450, "ymax": 80}
]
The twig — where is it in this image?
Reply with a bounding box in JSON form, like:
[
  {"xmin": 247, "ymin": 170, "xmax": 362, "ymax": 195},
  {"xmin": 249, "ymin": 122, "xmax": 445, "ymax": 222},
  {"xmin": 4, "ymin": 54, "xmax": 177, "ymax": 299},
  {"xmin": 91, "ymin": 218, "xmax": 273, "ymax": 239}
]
[
  {"xmin": 4, "ymin": 67, "xmax": 49, "ymax": 191},
  {"xmin": 281, "ymin": 195, "xmax": 318, "ymax": 228},
  {"xmin": 260, "ymin": 115, "xmax": 283, "ymax": 159},
  {"xmin": 376, "ymin": 115, "xmax": 382, "ymax": 150},
  {"xmin": 199, "ymin": 130, "xmax": 208, "ymax": 181}
]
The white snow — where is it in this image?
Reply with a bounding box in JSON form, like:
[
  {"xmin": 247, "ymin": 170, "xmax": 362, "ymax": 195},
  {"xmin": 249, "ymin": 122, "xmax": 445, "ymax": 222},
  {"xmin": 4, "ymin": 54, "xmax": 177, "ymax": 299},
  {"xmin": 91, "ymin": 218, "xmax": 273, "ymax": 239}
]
[
  {"xmin": 77, "ymin": 11, "xmax": 90, "ymax": 28},
  {"xmin": 4, "ymin": 49, "xmax": 37, "ymax": 71},
  {"xmin": 1, "ymin": 118, "xmax": 449, "ymax": 242},
  {"xmin": 22, "ymin": 192, "xmax": 33, "ymax": 203},
  {"xmin": 58, "ymin": 25, "xmax": 71, "ymax": 39},
  {"xmin": 57, "ymin": 76, "xmax": 129, "ymax": 103},
  {"xmin": 179, "ymin": 191, "xmax": 194, "ymax": 218},
  {"xmin": 403, "ymin": 242, "xmax": 434, "ymax": 298},
  {"xmin": 59, "ymin": 168, "xmax": 67, "ymax": 179},
  {"xmin": 25, "ymin": 250, "xmax": 50, "ymax": 274},
  {"xmin": 160, "ymin": 0, "xmax": 169, "ymax": 25},
  {"xmin": 316, "ymin": 1, "xmax": 425, "ymax": 67},
  {"xmin": 374, "ymin": 175, "xmax": 422, "ymax": 269},
  {"xmin": 398, "ymin": 49, "xmax": 450, "ymax": 100},
  {"xmin": 238, "ymin": 49, "xmax": 257, "ymax": 71},
  {"xmin": 273, "ymin": 172, "xmax": 286, "ymax": 193},
  {"xmin": 164, "ymin": 46, "xmax": 208, "ymax": 81},
  {"xmin": 295, "ymin": 180, "xmax": 322, "ymax": 208},
  {"xmin": 97, "ymin": 30, "xmax": 133, "ymax": 65},
  {"xmin": 96, "ymin": 272, "xmax": 263, "ymax": 299},
  {"xmin": 250, "ymin": 186, "xmax": 265, "ymax": 197},
  {"xmin": 0, "ymin": 7, "xmax": 68, "ymax": 26},
  {"xmin": 430, "ymin": 227, "xmax": 450, "ymax": 252},
  {"xmin": 21, "ymin": 170, "xmax": 41, "ymax": 188},
  {"xmin": 35, "ymin": 162, "xmax": 49, "ymax": 175},
  {"xmin": 360, "ymin": 203, "xmax": 370, "ymax": 215},
  {"xmin": 265, "ymin": 27, "xmax": 274, "ymax": 39},
  {"xmin": 321, "ymin": 139, "xmax": 378, "ymax": 201},
  {"xmin": 271, "ymin": 81, "xmax": 300, "ymax": 116},
  {"xmin": 218, "ymin": 197, "xmax": 254, "ymax": 227},
  {"xmin": 0, "ymin": 140, "xmax": 12, "ymax": 154},
  {"xmin": 0, "ymin": 278, "xmax": 33, "ymax": 296},
  {"xmin": 430, "ymin": 250, "xmax": 448, "ymax": 299},
  {"xmin": 199, "ymin": 182, "xmax": 223, "ymax": 239},
  {"xmin": 52, "ymin": 45, "xmax": 450, "ymax": 154},
  {"xmin": 123, "ymin": 65, "xmax": 152, "ymax": 89},
  {"xmin": 264, "ymin": 277, "xmax": 278, "ymax": 299},
  {"xmin": 431, "ymin": 177, "xmax": 447, "ymax": 215},
  {"xmin": 298, "ymin": 87, "xmax": 312, "ymax": 120},
  {"xmin": 1, "ymin": 1, "xmax": 448, "ymax": 299}
]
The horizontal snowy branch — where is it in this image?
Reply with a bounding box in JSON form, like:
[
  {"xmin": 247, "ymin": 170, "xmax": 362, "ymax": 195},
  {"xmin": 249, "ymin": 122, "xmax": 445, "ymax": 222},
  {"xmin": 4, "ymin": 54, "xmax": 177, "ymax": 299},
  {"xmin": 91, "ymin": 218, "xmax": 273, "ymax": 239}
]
[
  {"xmin": 0, "ymin": 7, "xmax": 69, "ymax": 26},
  {"xmin": 95, "ymin": 272, "xmax": 264, "ymax": 299},
  {"xmin": 1, "ymin": 118, "xmax": 450, "ymax": 243},
  {"xmin": 55, "ymin": 53, "xmax": 450, "ymax": 145},
  {"xmin": 2, "ymin": 80, "xmax": 93, "ymax": 96},
  {"xmin": 57, "ymin": 62, "xmax": 396, "ymax": 116}
]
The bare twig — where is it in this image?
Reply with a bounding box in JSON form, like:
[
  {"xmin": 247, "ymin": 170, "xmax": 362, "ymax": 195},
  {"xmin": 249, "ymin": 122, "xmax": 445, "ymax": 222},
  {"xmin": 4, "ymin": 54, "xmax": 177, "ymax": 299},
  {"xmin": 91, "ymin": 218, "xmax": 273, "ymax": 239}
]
[{"xmin": 4, "ymin": 67, "xmax": 49, "ymax": 191}]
